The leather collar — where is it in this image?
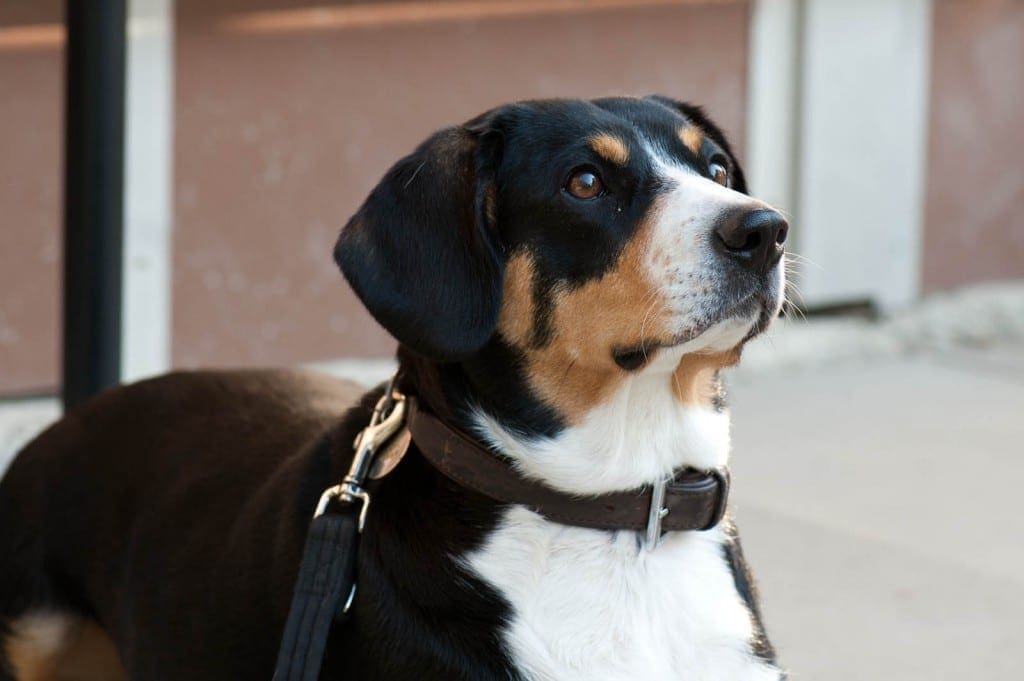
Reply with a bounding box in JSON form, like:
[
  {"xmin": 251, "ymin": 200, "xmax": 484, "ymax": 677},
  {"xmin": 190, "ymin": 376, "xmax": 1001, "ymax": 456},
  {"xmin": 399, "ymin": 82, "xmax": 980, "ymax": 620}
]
[{"xmin": 404, "ymin": 397, "xmax": 730, "ymax": 538}]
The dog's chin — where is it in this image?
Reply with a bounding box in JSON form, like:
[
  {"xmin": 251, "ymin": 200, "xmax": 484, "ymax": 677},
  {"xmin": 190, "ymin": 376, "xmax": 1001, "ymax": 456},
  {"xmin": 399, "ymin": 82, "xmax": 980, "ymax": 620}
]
[
  {"xmin": 676, "ymin": 308, "xmax": 760, "ymax": 356},
  {"xmin": 712, "ymin": 271, "xmax": 786, "ymax": 346},
  {"xmin": 742, "ymin": 294, "xmax": 783, "ymax": 343},
  {"xmin": 616, "ymin": 292, "xmax": 780, "ymax": 373}
]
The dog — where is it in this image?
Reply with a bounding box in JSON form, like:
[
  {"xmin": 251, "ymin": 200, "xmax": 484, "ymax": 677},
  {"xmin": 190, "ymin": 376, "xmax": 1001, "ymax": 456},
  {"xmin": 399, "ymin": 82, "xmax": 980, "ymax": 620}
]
[{"xmin": 0, "ymin": 95, "xmax": 787, "ymax": 680}]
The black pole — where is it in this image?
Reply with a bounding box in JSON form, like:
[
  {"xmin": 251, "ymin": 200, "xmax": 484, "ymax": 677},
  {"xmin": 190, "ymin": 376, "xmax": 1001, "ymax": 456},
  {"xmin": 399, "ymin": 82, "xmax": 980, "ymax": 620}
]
[{"xmin": 62, "ymin": 0, "xmax": 127, "ymax": 410}]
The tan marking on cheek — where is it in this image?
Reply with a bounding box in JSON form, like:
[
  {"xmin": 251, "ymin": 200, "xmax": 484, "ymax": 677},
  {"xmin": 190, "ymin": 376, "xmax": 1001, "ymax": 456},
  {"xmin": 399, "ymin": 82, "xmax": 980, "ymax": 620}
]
[
  {"xmin": 589, "ymin": 133, "xmax": 629, "ymax": 165},
  {"xmin": 497, "ymin": 253, "xmax": 537, "ymax": 348},
  {"xmin": 672, "ymin": 350, "xmax": 740, "ymax": 407},
  {"xmin": 523, "ymin": 198, "xmax": 676, "ymax": 423},
  {"xmin": 680, "ymin": 127, "xmax": 704, "ymax": 156}
]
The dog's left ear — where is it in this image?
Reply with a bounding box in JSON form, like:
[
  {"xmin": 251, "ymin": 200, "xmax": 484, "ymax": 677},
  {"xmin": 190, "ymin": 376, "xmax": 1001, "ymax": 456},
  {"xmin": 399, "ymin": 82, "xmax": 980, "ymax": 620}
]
[
  {"xmin": 646, "ymin": 96, "xmax": 749, "ymax": 195},
  {"xmin": 335, "ymin": 120, "xmax": 505, "ymax": 361}
]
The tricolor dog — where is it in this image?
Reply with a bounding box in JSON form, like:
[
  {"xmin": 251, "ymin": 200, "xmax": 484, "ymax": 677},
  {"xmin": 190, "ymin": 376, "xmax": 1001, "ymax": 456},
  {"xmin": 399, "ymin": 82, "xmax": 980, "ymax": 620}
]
[{"xmin": 0, "ymin": 96, "xmax": 787, "ymax": 680}]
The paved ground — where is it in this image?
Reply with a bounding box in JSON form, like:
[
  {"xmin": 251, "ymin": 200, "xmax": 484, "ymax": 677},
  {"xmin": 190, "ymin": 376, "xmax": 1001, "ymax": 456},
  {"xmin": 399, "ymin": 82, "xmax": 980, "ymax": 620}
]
[
  {"xmin": 729, "ymin": 345, "xmax": 1024, "ymax": 680},
  {"xmin": 1, "ymin": 343, "xmax": 1021, "ymax": 679}
]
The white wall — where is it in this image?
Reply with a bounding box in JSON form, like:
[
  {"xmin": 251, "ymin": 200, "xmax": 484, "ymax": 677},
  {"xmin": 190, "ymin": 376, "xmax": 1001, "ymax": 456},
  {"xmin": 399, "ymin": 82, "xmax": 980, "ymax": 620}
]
[
  {"xmin": 746, "ymin": 0, "xmax": 801, "ymax": 215},
  {"xmin": 122, "ymin": 0, "xmax": 174, "ymax": 381},
  {"xmin": 747, "ymin": 0, "xmax": 933, "ymax": 311}
]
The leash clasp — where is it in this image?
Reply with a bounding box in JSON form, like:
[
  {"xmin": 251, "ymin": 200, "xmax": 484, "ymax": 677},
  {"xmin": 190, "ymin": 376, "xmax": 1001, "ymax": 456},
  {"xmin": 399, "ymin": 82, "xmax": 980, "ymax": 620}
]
[
  {"xmin": 279, "ymin": 378, "xmax": 406, "ymax": 679},
  {"xmin": 313, "ymin": 382, "xmax": 407, "ymax": 532},
  {"xmin": 314, "ymin": 484, "xmax": 371, "ymax": 529}
]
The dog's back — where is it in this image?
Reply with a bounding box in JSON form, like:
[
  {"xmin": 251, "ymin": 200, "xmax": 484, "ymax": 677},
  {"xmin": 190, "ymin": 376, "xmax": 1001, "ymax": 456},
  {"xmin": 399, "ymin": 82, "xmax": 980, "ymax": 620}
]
[{"xmin": 0, "ymin": 369, "xmax": 363, "ymax": 680}]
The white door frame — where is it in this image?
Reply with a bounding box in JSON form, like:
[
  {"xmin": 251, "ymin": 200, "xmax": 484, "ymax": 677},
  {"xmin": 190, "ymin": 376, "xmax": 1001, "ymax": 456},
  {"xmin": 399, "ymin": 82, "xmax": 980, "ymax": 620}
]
[
  {"xmin": 747, "ymin": 0, "xmax": 933, "ymax": 311},
  {"xmin": 122, "ymin": 0, "xmax": 174, "ymax": 381}
]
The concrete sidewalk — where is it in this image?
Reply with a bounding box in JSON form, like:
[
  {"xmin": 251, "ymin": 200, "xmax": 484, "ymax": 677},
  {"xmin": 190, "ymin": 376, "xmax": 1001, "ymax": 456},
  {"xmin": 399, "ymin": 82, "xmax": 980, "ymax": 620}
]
[
  {"xmin": 729, "ymin": 346, "xmax": 1024, "ymax": 680},
  {"xmin": 1, "ymin": 345, "xmax": 1021, "ymax": 679}
]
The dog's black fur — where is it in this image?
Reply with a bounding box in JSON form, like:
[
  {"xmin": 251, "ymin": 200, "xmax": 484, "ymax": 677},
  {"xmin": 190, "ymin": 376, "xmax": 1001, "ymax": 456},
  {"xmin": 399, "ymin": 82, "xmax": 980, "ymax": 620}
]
[
  {"xmin": 0, "ymin": 97, "xmax": 777, "ymax": 680},
  {"xmin": 0, "ymin": 372, "xmax": 520, "ymax": 680}
]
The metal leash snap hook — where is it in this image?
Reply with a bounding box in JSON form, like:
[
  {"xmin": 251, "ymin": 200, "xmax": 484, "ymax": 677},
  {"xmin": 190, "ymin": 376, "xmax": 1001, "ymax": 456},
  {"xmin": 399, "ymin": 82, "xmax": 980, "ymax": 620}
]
[{"xmin": 313, "ymin": 381, "xmax": 407, "ymax": 532}]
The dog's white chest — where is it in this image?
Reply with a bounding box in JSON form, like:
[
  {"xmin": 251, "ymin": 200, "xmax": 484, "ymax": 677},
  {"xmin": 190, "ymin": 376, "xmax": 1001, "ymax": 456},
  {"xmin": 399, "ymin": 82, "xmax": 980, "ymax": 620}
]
[{"xmin": 466, "ymin": 507, "xmax": 779, "ymax": 681}]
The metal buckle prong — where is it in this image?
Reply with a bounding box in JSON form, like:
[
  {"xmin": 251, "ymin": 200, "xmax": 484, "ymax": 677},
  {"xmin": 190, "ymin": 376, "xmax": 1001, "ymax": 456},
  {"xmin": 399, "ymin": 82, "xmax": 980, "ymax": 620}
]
[{"xmin": 644, "ymin": 478, "xmax": 669, "ymax": 551}]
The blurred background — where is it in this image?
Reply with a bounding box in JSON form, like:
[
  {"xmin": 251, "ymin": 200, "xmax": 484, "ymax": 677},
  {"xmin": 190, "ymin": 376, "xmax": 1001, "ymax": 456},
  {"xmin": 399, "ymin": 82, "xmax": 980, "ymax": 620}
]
[{"xmin": 1, "ymin": 1, "xmax": 1022, "ymax": 679}]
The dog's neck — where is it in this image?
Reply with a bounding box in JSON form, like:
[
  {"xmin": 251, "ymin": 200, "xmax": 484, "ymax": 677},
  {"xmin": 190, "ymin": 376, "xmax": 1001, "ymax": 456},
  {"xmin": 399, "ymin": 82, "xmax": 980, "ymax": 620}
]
[{"xmin": 398, "ymin": 344, "xmax": 731, "ymax": 496}]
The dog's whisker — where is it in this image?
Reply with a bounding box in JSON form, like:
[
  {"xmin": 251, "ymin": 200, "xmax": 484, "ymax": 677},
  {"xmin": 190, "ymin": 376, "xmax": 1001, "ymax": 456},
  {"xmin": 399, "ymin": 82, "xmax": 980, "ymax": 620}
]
[
  {"xmin": 637, "ymin": 287, "xmax": 663, "ymax": 346},
  {"xmin": 783, "ymin": 250, "xmax": 823, "ymax": 271}
]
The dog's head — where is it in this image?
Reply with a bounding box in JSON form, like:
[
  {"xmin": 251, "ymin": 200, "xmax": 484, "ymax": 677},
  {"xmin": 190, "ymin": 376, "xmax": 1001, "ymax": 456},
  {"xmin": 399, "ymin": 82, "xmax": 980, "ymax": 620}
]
[{"xmin": 337, "ymin": 96, "xmax": 786, "ymax": 425}]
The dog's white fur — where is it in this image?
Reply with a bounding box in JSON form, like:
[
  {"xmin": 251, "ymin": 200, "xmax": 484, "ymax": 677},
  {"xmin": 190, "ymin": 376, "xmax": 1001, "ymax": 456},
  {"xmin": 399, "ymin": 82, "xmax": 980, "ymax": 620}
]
[
  {"xmin": 468, "ymin": 320, "xmax": 779, "ymax": 681},
  {"xmin": 465, "ymin": 156, "xmax": 784, "ymax": 680},
  {"xmin": 465, "ymin": 515, "xmax": 777, "ymax": 681}
]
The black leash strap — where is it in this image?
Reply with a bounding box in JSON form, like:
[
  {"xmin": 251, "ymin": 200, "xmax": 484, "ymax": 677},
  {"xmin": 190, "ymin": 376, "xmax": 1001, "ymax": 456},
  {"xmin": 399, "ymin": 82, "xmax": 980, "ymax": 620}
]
[
  {"xmin": 273, "ymin": 509, "xmax": 359, "ymax": 681},
  {"xmin": 274, "ymin": 382, "xmax": 406, "ymax": 681}
]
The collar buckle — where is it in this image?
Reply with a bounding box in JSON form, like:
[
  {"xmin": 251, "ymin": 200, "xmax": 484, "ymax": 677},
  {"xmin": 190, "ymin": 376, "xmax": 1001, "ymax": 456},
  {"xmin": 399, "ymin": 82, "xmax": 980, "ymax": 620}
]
[{"xmin": 643, "ymin": 478, "xmax": 669, "ymax": 551}]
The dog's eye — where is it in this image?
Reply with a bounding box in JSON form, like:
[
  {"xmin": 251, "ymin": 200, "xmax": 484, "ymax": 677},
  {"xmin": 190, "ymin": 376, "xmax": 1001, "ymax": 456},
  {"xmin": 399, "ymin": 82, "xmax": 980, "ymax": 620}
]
[
  {"xmin": 565, "ymin": 168, "xmax": 604, "ymax": 199},
  {"xmin": 709, "ymin": 159, "xmax": 730, "ymax": 187}
]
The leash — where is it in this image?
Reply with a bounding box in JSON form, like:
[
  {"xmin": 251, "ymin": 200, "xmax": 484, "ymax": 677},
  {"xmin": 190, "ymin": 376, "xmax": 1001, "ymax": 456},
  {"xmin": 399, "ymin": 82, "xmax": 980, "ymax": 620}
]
[
  {"xmin": 273, "ymin": 380, "xmax": 730, "ymax": 679},
  {"xmin": 273, "ymin": 380, "xmax": 407, "ymax": 681}
]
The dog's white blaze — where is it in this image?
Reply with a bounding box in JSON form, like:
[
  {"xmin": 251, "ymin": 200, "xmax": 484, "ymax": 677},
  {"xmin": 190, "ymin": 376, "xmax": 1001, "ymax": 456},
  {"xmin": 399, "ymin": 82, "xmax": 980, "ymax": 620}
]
[{"xmin": 648, "ymin": 157, "xmax": 778, "ymax": 332}]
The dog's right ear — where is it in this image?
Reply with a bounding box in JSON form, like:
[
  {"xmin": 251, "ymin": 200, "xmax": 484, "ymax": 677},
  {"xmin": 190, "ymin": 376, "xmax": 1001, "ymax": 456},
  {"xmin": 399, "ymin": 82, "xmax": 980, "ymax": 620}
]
[{"xmin": 335, "ymin": 122, "xmax": 505, "ymax": 361}]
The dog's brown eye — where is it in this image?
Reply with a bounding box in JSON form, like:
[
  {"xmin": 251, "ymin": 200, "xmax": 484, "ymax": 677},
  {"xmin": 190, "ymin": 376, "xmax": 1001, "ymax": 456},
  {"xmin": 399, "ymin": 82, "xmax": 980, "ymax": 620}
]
[
  {"xmin": 709, "ymin": 160, "xmax": 729, "ymax": 187},
  {"xmin": 566, "ymin": 169, "xmax": 604, "ymax": 199}
]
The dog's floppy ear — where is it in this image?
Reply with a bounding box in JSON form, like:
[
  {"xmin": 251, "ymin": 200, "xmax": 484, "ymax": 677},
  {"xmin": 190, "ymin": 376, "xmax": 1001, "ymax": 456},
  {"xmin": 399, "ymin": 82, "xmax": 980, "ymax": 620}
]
[
  {"xmin": 646, "ymin": 95, "xmax": 748, "ymax": 195},
  {"xmin": 335, "ymin": 122, "xmax": 505, "ymax": 361}
]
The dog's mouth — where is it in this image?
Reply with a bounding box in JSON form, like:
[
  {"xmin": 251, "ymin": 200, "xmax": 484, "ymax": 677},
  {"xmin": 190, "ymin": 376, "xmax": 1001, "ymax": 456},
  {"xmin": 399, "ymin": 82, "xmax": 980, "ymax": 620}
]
[{"xmin": 612, "ymin": 289, "xmax": 780, "ymax": 371}]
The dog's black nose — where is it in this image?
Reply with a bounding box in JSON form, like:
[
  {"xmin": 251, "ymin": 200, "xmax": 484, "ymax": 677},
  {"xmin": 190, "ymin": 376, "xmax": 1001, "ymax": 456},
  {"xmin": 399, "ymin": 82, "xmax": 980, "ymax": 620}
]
[{"xmin": 715, "ymin": 209, "xmax": 788, "ymax": 274}]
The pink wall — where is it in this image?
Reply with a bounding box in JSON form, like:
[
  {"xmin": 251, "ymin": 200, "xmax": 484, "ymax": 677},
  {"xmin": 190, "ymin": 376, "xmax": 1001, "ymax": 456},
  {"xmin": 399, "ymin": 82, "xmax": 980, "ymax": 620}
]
[
  {"xmin": 171, "ymin": 0, "xmax": 751, "ymax": 368},
  {"xmin": 923, "ymin": 0, "xmax": 1024, "ymax": 292},
  {"xmin": 5, "ymin": 0, "xmax": 1022, "ymax": 395},
  {"xmin": 0, "ymin": 0, "xmax": 750, "ymax": 394},
  {"xmin": 0, "ymin": 1, "xmax": 63, "ymax": 395}
]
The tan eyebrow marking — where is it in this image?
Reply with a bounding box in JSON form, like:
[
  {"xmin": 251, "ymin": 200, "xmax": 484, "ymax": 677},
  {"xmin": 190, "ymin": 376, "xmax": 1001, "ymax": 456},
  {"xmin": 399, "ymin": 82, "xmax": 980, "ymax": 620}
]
[
  {"xmin": 589, "ymin": 133, "xmax": 629, "ymax": 165},
  {"xmin": 679, "ymin": 126, "xmax": 704, "ymax": 156}
]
